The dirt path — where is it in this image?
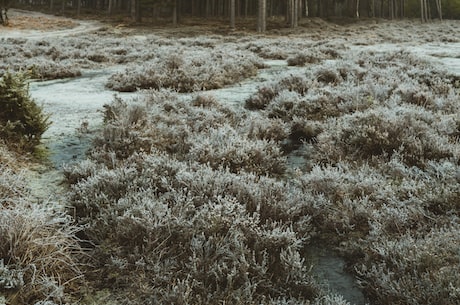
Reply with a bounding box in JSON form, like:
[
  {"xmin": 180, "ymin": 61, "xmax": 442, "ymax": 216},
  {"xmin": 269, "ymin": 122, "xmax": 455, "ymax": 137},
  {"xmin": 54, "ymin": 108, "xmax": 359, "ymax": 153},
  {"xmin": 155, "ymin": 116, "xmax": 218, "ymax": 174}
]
[{"xmin": 1, "ymin": 9, "xmax": 102, "ymax": 39}]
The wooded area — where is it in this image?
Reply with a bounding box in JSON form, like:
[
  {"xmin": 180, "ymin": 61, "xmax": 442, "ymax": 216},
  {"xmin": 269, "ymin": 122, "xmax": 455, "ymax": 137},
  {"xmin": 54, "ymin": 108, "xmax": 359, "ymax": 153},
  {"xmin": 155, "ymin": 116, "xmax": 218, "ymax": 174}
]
[{"xmin": 4, "ymin": 0, "xmax": 460, "ymax": 29}]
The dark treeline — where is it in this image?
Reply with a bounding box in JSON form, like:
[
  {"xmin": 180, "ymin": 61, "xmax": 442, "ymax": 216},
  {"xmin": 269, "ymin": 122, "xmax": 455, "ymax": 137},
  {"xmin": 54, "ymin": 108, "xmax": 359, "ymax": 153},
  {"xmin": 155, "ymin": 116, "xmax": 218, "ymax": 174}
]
[{"xmin": 7, "ymin": 0, "xmax": 460, "ymax": 30}]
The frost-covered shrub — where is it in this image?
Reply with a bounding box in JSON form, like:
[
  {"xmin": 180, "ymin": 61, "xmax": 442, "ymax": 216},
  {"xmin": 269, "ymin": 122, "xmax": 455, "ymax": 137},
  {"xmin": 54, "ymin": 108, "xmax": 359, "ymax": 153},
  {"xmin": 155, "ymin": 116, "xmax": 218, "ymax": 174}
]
[
  {"xmin": 191, "ymin": 93, "xmax": 220, "ymax": 108},
  {"xmin": 245, "ymin": 85, "xmax": 279, "ymax": 110},
  {"xmin": 246, "ymin": 116, "xmax": 290, "ymax": 142},
  {"xmin": 188, "ymin": 124, "xmax": 287, "ymax": 176},
  {"xmin": 106, "ymin": 47, "xmax": 262, "ymax": 92},
  {"xmin": 97, "ymin": 91, "xmax": 225, "ymax": 157},
  {"xmin": 356, "ymin": 225, "xmax": 460, "ymax": 305},
  {"xmin": 289, "ymin": 117, "xmax": 322, "ymax": 144},
  {"xmin": 0, "ymin": 205, "xmax": 82, "ymax": 304},
  {"xmin": 96, "ymin": 90, "xmax": 287, "ymax": 176},
  {"xmin": 0, "ymin": 149, "xmax": 82, "ymax": 305},
  {"xmin": 315, "ymin": 68, "xmax": 341, "ymax": 85},
  {"xmin": 316, "ymin": 106, "xmax": 454, "ymax": 167},
  {"xmin": 0, "ymin": 165, "xmax": 27, "ymax": 207},
  {"xmin": 245, "ymin": 74, "xmax": 310, "ymax": 111},
  {"xmin": 66, "ymin": 152, "xmax": 319, "ymax": 303},
  {"xmin": 244, "ymin": 40, "xmax": 289, "ymax": 59},
  {"xmin": 287, "ymin": 53, "xmax": 319, "ymax": 66}
]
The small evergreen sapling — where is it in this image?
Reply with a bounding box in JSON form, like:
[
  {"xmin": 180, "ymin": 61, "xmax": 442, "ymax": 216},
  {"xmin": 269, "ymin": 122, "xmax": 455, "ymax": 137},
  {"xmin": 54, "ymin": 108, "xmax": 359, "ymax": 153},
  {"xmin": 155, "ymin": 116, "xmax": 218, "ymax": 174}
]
[{"xmin": 0, "ymin": 72, "xmax": 50, "ymax": 152}]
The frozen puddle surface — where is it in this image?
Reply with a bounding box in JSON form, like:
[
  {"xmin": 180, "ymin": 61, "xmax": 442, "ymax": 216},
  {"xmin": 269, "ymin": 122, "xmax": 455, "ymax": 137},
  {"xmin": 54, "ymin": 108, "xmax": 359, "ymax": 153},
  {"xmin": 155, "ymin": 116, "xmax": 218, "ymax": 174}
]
[{"xmin": 30, "ymin": 66, "xmax": 131, "ymax": 167}]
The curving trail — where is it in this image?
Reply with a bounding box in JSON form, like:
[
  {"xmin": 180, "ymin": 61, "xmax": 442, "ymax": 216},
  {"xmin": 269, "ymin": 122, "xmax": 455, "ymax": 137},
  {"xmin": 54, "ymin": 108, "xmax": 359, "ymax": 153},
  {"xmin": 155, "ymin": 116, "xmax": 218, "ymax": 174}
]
[{"xmin": 1, "ymin": 9, "xmax": 102, "ymax": 39}]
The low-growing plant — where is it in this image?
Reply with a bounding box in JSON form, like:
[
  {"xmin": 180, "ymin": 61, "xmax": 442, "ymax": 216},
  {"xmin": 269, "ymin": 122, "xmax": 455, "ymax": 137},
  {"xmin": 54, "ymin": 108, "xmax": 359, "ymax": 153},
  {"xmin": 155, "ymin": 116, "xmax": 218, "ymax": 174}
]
[
  {"xmin": 315, "ymin": 106, "xmax": 454, "ymax": 167},
  {"xmin": 65, "ymin": 151, "xmax": 319, "ymax": 304},
  {"xmin": 355, "ymin": 225, "xmax": 460, "ymax": 305},
  {"xmin": 188, "ymin": 124, "xmax": 287, "ymax": 176},
  {"xmin": 106, "ymin": 48, "xmax": 262, "ymax": 93},
  {"xmin": 0, "ymin": 72, "xmax": 50, "ymax": 152},
  {"xmin": 287, "ymin": 53, "xmax": 319, "ymax": 66},
  {"xmin": 0, "ymin": 204, "xmax": 83, "ymax": 305}
]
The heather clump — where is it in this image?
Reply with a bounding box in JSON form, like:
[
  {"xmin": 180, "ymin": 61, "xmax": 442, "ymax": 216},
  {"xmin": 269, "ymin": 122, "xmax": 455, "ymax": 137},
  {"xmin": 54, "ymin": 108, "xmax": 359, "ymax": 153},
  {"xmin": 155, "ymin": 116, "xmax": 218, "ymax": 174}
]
[
  {"xmin": 65, "ymin": 151, "xmax": 319, "ymax": 303},
  {"xmin": 188, "ymin": 124, "xmax": 287, "ymax": 176},
  {"xmin": 287, "ymin": 53, "xmax": 319, "ymax": 66},
  {"xmin": 96, "ymin": 90, "xmax": 287, "ymax": 177},
  {"xmin": 355, "ymin": 225, "xmax": 460, "ymax": 305},
  {"xmin": 241, "ymin": 37, "xmax": 460, "ymax": 305},
  {"xmin": 106, "ymin": 47, "xmax": 262, "ymax": 92},
  {"xmin": 0, "ymin": 205, "xmax": 83, "ymax": 305},
  {"xmin": 316, "ymin": 105, "xmax": 454, "ymax": 167}
]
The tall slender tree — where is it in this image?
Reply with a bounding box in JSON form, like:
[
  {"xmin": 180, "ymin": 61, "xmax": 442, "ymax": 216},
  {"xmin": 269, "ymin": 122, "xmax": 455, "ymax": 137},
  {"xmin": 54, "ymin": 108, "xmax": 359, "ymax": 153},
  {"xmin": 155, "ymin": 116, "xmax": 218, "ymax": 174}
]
[
  {"xmin": 230, "ymin": 0, "xmax": 235, "ymax": 28},
  {"xmin": 257, "ymin": 0, "xmax": 266, "ymax": 32}
]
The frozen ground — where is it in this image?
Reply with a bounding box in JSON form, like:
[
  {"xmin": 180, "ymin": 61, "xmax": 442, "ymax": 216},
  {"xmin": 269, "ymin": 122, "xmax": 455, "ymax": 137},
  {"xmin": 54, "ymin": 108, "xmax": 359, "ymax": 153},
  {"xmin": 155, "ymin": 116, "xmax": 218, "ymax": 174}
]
[{"xmin": 2, "ymin": 9, "xmax": 459, "ymax": 305}]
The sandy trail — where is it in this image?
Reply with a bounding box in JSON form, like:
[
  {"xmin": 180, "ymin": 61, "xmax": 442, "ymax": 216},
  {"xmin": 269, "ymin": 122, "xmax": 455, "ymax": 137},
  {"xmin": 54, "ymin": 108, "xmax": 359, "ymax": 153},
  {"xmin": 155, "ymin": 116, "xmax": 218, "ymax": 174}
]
[{"xmin": 1, "ymin": 9, "xmax": 102, "ymax": 39}]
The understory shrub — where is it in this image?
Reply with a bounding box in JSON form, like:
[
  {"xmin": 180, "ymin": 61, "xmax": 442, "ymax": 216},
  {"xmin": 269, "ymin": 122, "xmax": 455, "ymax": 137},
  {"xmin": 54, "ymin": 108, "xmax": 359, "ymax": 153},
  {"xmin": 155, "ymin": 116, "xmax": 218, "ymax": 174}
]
[
  {"xmin": 244, "ymin": 45, "xmax": 460, "ymax": 305},
  {"xmin": 106, "ymin": 47, "xmax": 263, "ymax": 92},
  {"xmin": 96, "ymin": 90, "xmax": 287, "ymax": 177},
  {"xmin": 316, "ymin": 105, "xmax": 454, "ymax": 167},
  {"xmin": 65, "ymin": 152, "xmax": 319, "ymax": 304},
  {"xmin": 0, "ymin": 72, "xmax": 50, "ymax": 152},
  {"xmin": 355, "ymin": 225, "xmax": 460, "ymax": 305}
]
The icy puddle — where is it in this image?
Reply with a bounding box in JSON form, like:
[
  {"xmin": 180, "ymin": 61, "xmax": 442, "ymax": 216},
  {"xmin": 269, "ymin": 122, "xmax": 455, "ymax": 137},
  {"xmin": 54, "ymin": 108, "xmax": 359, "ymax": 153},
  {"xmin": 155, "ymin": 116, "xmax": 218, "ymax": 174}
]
[{"xmin": 30, "ymin": 67, "xmax": 133, "ymax": 167}]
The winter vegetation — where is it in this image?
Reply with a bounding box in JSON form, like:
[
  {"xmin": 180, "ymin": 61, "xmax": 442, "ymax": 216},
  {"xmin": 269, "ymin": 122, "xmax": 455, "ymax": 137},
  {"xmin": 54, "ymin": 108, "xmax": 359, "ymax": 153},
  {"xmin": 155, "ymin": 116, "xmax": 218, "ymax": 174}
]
[
  {"xmin": 0, "ymin": 72, "xmax": 82, "ymax": 305},
  {"xmin": 106, "ymin": 47, "xmax": 263, "ymax": 92},
  {"xmin": 62, "ymin": 37, "xmax": 459, "ymax": 303},
  {"xmin": 0, "ymin": 72, "xmax": 50, "ymax": 152},
  {"xmin": 0, "ymin": 145, "xmax": 83, "ymax": 305},
  {"xmin": 1, "ymin": 7, "xmax": 460, "ymax": 305}
]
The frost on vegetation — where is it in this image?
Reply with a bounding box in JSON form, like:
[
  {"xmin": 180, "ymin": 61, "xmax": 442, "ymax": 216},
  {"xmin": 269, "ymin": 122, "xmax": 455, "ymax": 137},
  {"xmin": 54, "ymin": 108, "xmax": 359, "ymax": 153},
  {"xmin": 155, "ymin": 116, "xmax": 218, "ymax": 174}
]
[
  {"xmin": 316, "ymin": 105, "xmax": 455, "ymax": 166},
  {"xmin": 106, "ymin": 47, "xmax": 263, "ymax": 92},
  {"xmin": 356, "ymin": 225, "xmax": 460, "ymax": 305},
  {"xmin": 65, "ymin": 151, "xmax": 320, "ymax": 303},
  {"xmin": 94, "ymin": 90, "xmax": 287, "ymax": 177},
  {"xmin": 188, "ymin": 124, "xmax": 287, "ymax": 176},
  {"xmin": 0, "ymin": 164, "xmax": 27, "ymax": 207},
  {"xmin": 0, "ymin": 204, "xmax": 82, "ymax": 304},
  {"xmin": 242, "ymin": 46, "xmax": 460, "ymax": 305},
  {"xmin": 0, "ymin": 145, "xmax": 82, "ymax": 304}
]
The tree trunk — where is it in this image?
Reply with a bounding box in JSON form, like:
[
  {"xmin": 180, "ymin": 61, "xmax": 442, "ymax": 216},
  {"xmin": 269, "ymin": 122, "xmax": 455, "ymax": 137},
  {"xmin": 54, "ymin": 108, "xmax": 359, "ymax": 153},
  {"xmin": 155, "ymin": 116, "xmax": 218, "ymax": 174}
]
[
  {"xmin": 230, "ymin": 0, "xmax": 235, "ymax": 28},
  {"xmin": 130, "ymin": 0, "xmax": 136, "ymax": 21},
  {"xmin": 205, "ymin": 0, "xmax": 210, "ymax": 17},
  {"xmin": 290, "ymin": 0, "xmax": 298, "ymax": 28},
  {"xmin": 172, "ymin": 0, "xmax": 178, "ymax": 26},
  {"xmin": 257, "ymin": 0, "xmax": 266, "ymax": 32},
  {"xmin": 356, "ymin": 0, "xmax": 360, "ymax": 18},
  {"xmin": 107, "ymin": 0, "xmax": 113, "ymax": 15},
  {"xmin": 420, "ymin": 0, "xmax": 425, "ymax": 22},
  {"xmin": 435, "ymin": 0, "xmax": 442, "ymax": 20},
  {"xmin": 305, "ymin": 0, "xmax": 308, "ymax": 17},
  {"xmin": 76, "ymin": 0, "xmax": 81, "ymax": 17}
]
